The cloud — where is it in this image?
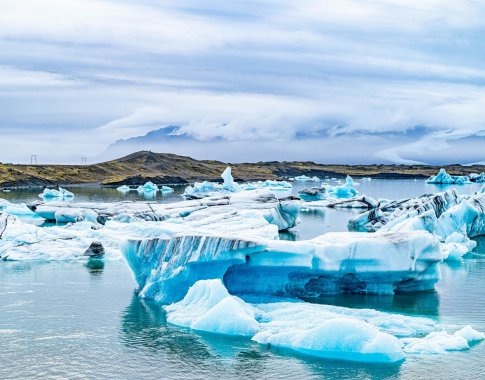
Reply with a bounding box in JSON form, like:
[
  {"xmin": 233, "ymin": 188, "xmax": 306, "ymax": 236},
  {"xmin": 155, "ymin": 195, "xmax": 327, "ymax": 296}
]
[{"xmin": 0, "ymin": 0, "xmax": 485, "ymax": 164}]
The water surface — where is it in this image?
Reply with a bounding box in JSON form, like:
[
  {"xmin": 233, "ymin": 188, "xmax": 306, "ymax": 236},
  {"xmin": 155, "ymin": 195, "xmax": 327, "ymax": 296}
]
[{"xmin": 1, "ymin": 179, "xmax": 484, "ymax": 379}]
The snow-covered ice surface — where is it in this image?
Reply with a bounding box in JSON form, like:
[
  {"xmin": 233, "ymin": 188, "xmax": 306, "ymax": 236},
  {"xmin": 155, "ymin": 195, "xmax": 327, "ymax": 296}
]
[{"xmin": 0, "ymin": 190, "xmax": 300, "ymax": 261}]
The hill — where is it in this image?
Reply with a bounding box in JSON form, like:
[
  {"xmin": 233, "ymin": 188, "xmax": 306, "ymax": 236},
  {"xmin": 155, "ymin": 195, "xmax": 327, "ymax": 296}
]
[{"xmin": 1, "ymin": 151, "xmax": 484, "ymax": 187}]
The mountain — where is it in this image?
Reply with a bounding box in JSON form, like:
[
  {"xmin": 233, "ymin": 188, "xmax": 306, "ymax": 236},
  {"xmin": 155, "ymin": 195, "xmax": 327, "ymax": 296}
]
[{"xmin": 1, "ymin": 151, "xmax": 485, "ymax": 187}]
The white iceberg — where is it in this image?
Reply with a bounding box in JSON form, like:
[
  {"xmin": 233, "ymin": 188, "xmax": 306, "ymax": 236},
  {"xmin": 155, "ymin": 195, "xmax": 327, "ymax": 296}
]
[
  {"xmin": 293, "ymin": 175, "xmax": 320, "ymax": 182},
  {"xmin": 116, "ymin": 185, "xmax": 131, "ymax": 192},
  {"xmin": 160, "ymin": 185, "xmax": 174, "ymax": 194}
]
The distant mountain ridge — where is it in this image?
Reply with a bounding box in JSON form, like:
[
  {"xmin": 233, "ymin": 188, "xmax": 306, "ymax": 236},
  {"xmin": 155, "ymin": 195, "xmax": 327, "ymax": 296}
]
[{"xmin": 1, "ymin": 150, "xmax": 485, "ymax": 187}]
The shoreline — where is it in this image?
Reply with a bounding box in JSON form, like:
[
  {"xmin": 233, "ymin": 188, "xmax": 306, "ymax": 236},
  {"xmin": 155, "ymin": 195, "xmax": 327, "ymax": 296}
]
[{"xmin": 1, "ymin": 151, "xmax": 484, "ymax": 188}]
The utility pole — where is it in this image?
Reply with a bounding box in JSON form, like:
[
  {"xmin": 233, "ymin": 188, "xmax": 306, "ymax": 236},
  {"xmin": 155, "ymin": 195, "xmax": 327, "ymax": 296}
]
[
  {"xmin": 81, "ymin": 157, "xmax": 87, "ymax": 165},
  {"xmin": 30, "ymin": 155, "xmax": 37, "ymax": 165}
]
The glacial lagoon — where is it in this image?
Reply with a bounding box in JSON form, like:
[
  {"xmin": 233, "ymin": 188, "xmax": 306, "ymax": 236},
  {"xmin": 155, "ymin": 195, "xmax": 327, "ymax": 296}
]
[{"xmin": 1, "ymin": 179, "xmax": 485, "ymax": 379}]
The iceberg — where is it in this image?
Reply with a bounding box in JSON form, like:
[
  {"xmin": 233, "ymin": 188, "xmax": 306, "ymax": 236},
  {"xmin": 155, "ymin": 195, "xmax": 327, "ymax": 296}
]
[
  {"xmin": 221, "ymin": 167, "xmax": 239, "ymax": 192},
  {"xmin": 325, "ymin": 176, "xmax": 359, "ymax": 199},
  {"xmin": 164, "ymin": 279, "xmax": 260, "ymax": 337},
  {"xmin": 1, "ymin": 190, "xmax": 300, "ymax": 261},
  {"xmin": 301, "ymin": 195, "xmax": 378, "ymax": 211},
  {"xmin": 28, "ymin": 190, "xmax": 300, "ymax": 231},
  {"xmin": 348, "ymin": 189, "xmax": 460, "ymax": 232},
  {"xmin": 298, "ymin": 176, "xmax": 362, "ymax": 205},
  {"xmin": 117, "ymin": 185, "xmax": 131, "ymax": 192},
  {"xmin": 0, "ymin": 212, "xmax": 116, "ymax": 261},
  {"xmin": 426, "ymin": 168, "xmax": 471, "ymax": 185},
  {"xmin": 468, "ymin": 172, "xmax": 485, "ymax": 183},
  {"xmin": 298, "ymin": 187, "xmax": 326, "ymax": 202},
  {"xmin": 161, "ymin": 185, "xmax": 174, "ymax": 194},
  {"xmin": 183, "ymin": 167, "xmax": 292, "ymax": 200},
  {"xmin": 0, "ymin": 199, "xmax": 38, "ymax": 217},
  {"xmin": 38, "ymin": 187, "xmax": 74, "ymax": 200},
  {"xmin": 402, "ymin": 326, "xmax": 485, "ymax": 354},
  {"xmin": 163, "ymin": 279, "xmax": 483, "ymax": 363},
  {"xmin": 137, "ymin": 181, "xmax": 158, "ymax": 192},
  {"xmin": 350, "ymin": 189, "xmax": 484, "ymax": 261},
  {"xmin": 293, "ymin": 175, "xmax": 320, "ymax": 182},
  {"xmin": 122, "ymin": 229, "xmax": 442, "ymax": 305}
]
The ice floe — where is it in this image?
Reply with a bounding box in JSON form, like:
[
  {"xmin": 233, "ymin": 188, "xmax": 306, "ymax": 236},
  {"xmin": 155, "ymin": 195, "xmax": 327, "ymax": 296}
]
[{"xmin": 163, "ymin": 279, "xmax": 483, "ymax": 363}]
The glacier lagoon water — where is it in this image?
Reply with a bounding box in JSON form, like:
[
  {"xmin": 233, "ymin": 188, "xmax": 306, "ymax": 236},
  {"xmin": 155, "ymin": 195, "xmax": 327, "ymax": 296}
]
[{"xmin": 1, "ymin": 179, "xmax": 485, "ymax": 379}]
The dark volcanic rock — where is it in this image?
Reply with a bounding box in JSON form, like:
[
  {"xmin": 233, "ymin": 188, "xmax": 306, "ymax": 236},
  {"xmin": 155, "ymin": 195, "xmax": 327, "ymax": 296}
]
[{"xmin": 83, "ymin": 242, "xmax": 105, "ymax": 258}]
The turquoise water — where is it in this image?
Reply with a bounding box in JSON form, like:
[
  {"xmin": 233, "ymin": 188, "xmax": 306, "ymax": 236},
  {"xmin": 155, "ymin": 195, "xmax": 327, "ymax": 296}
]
[{"xmin": 1, "ymin": 179, "xmax": 485, "ymax": 379}]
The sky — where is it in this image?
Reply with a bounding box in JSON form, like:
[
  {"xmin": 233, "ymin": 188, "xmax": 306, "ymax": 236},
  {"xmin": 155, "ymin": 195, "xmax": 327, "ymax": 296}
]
[{"xmin": 1, "ymin": 0, "xmax": 485, "ymax": 165}]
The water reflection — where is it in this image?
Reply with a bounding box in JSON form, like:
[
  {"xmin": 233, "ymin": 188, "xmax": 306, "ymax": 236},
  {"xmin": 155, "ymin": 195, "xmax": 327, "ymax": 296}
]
[{"xmin": 85, "ymin": 259, "xmax": 105, "ymax": 276}]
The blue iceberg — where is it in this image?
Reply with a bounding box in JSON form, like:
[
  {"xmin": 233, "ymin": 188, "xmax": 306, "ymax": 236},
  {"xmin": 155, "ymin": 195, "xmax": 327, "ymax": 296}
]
[
  {"xmin": 38, "ymin": 187, "xmax": 74, "ymax": 200},
  {"xmin": 426, "ymin": 168, "xmax": 471, "ymax": 185}
]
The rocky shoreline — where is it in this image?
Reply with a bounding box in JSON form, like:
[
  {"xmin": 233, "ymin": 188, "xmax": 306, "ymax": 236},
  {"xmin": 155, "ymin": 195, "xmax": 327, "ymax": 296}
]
[{"xmin": 1, "ymin": 151, "xmax": 484, "ymax": 188}]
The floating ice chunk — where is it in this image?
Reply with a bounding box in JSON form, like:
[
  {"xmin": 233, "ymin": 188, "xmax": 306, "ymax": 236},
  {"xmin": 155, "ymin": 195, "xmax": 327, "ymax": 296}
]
[
  {"xmin": 161, "ymin": 280, "xmax": 483, "ymax": 363},
  {"xmin": 0, "ymin": 200, "xmax": 37, "ymax": 217},
  {"xmin": 253, "ymin": 317, "xmax": 404, "ymax": 363},
  {"xmin": 221, "ymin": 167, "xmax": 239, "ymax": 192},
  {"xmin": 54, "ymin": 208, "xmax": 99, "ymax": 224},
  {"xmin": 294, "ymin": 175, "xmax": 320, "ymax": 182},
  {"xmin": 116, "ymin": 185, "xmax": 131, "ymax": 192},
  {"xmin": 440, "ymin": 242, "xmax": 469, "ymax": 261},
  {"xmin": 469, "ymin": 172, "xmax": 485, "ymax": 183},
  {"xmin": 165, "ymin": 279, "xmax": 259, "ymax": 336},
  {"xmin": 402, "ymin": 326, "xmax": 484, "ymax": 354},
  {"xmin": 39, "ymin": 187, "xmax": 74, "ymax": 200},
  {"xmin": 324, "ymin": 176, "xmax": 359, "ymax": 199},
  {"xmin": 435, "ymin": 192, "xmax": 485, "ymax": 238},
  {"xmin": 426, "ymin": 168, "xmax": 471, "ymax": 185},
  {"xmin": 298, "ymin": 187, "xmax": 326, "ymax": 202},
  {"xmin": 137, "ymin": 181, "xmax": 158, "ymax": 192},
  {"xmin": 445, "ymin": 232, "xmax": 477, "ymax": 251},
  {"xmin": 161, "ymin": 185, "xmax": 174, "ymax": 194},
  {"xmin": 362, "ymin": 177, "xmax": 372, "ymax": 181},
  {"xmin": 454, "ymin": 325, "xmax": 485, "ymax": 342},
  {"xmin": 349, "ymin": 189, "xmax": 460, "ymax": 232}
]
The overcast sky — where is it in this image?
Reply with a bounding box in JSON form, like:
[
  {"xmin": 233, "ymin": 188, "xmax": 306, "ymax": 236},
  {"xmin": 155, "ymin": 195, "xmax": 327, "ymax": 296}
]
[{"xmin": 1, "ymin": 0, "xmax": 485, "ymax": 164}]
